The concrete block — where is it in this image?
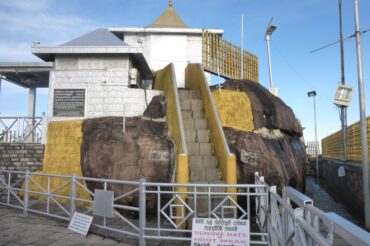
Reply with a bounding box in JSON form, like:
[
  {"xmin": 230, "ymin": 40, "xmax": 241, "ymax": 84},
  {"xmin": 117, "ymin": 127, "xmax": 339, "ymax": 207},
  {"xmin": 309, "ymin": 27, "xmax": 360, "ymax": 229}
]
[
  {"xmin": 194, "ymin": 119, "xmax": 207, "ymax": 129},
  {"xmin": 199, "ymin": 143, "xmax": 213, "ymax": 155},
  {"xmin": 203, "ymin": 155, "xmax": 217, "ymax": 168},
  {"xmin": 197, "ymin": 129, "xmax": 210, "ymax": 143},
  {"xmin": 190, "ymin": 90, "xmax": 201, "ymax": 99},
  {"xmin": 181, "ymin": 110, "xmax": 193, "ymax": 120},
  {"xmin": 178, "ymin": 90, "xmax": 189, "ymax": 100},
  {"xmin": 188, "ymin": 142, "xmax": 200, "ymax": 155},
  {"xmin": 190, "ymin": 168, "xmax": 205, "ymax": 181},
  {"xmin": 205, "ymin": 168, "xmax": 221, "ymax": 182},
  {"xmin": 185, "ymin": 129, "xmax": 196, "ymax": 142},
  {"xmin": 193, "ymin": 111, "xmax": 205, "ymax": 119},
  {"xmin": 180, "ymin": 100, "xmax": 191, "ymax": 110},
  {"xmin": 183, "ymin": 119, "xmax": 194, "ymax": 129},
  {"xmin": 189, "ymin": 156, "xmax": 203, "ymax": 168},
  {"xmin": 191, "ymin": 99, "xmax": 203, "ymax": 112}
]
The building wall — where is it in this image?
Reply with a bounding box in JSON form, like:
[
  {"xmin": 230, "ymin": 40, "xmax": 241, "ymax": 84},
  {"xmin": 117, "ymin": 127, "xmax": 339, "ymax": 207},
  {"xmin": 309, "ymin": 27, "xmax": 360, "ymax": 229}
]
[
  {"xmin": 48, "ymin": 54, "xmax": 162, "ymax": 120},
  {"xmin": 124, "ymin": 33, "xmax": 203, "ymax": 87}
]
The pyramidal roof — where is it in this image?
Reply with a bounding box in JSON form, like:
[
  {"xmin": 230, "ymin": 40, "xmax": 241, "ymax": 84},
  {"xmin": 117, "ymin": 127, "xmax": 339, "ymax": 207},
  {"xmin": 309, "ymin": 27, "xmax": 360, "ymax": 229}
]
[
  {"xmin": 60, "ymin": 28, "xmax": 128, "ymax": 46},
  {"xmin": 147, "ymin": 5, "xmax": 188, "ymax": 28}
]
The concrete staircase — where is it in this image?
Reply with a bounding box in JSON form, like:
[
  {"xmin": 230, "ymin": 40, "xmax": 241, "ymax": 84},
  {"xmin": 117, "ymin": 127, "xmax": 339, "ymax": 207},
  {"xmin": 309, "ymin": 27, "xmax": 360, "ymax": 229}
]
[{"xmin": 179, "ymin": 89, "xmax": 227, "ymax": 215}]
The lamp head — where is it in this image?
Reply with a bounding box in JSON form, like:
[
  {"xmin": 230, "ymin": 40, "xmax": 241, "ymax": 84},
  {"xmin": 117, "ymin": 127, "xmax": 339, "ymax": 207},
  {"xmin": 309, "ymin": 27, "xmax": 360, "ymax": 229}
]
[{"xmin": 307, "ymin": 91, "xmax": 317, "ymax": 97}]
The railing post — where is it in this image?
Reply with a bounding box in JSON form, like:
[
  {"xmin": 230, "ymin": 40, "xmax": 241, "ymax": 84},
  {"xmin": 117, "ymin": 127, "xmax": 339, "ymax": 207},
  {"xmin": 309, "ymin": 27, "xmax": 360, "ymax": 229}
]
[
  {"xmin": 23, "ymin": 170, "xmax": 29, "ymax": 214},
  {"xmin": 41, "ymin": 112, "xmax": 48, "ymax": 144},
  {"xmin": 139, "ymin": 178, "xmax": 146, "ymax": 246},
  {"xmin": 293, "ymin": 207, "xmax": 304, "ymax": 245},
  {"xmin": 70, "ymin": 174, "xmax": 76, "ymax": 219}
]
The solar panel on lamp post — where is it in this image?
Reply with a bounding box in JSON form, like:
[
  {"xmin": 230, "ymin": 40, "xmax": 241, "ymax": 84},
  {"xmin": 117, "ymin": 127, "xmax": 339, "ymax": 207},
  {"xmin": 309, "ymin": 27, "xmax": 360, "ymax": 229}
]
[{"xmin": 308, "ymin": 90, "xmax": 319, "ymax": 183}]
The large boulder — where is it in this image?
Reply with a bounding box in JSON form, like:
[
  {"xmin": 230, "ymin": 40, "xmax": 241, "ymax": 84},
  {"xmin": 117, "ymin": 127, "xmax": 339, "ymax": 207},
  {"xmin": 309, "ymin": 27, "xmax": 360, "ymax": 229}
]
[
  {"xmin": 212, "ymin": 80, "xmax": 306, "ymax": 191},
  {"xmin": 224, "ymin": 128, "xmax": 305, "ymax": 191},
  {"xmin": 80, "ymin": 116, "xmax": 174, "ymax": 208},
  {"xmin": 217, "ymin": 80, "xmax": 302, "ymax": 136}
]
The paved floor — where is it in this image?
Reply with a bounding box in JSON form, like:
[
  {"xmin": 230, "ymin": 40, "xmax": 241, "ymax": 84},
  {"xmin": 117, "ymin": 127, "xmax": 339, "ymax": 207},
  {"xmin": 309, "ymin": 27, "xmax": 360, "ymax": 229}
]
[{"xmin": 0, "ymin": 206, "xmax": 128, "ymax": 246}]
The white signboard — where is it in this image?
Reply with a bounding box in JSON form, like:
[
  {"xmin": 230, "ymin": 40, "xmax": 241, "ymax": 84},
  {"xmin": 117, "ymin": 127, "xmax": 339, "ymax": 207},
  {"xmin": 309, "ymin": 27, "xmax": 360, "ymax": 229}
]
[
  {"xmin": 68, "ymin": 212, "xmax": 93, "ymax": 236},
  {"xmin": 191, "ymin": 218, "xmax": 250, "ymax": 246}
]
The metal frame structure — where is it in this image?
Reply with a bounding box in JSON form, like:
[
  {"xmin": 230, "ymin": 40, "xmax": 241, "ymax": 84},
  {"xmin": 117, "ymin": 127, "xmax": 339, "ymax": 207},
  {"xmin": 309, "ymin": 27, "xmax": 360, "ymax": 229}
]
[
  {"xmin": 202, "ymin": 30, "xmax": 259, "ymax": 82},
  {"xmin": 0, "ymin": 170, "xmax": 369, "ymax": 245},
  {"xmin": 0, "ymin": 116, "xmax": 44, "ymax": 143}
]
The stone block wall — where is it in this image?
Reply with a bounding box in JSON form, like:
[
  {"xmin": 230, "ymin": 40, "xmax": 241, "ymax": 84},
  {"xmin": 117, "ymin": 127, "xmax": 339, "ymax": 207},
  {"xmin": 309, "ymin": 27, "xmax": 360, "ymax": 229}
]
[
  {"xmin": 318, "ymin": 158, "xmax": 364, "ymax": 221},
  {"xmin": 0, "ymin": 144, "xmax": 44, "ymax": 172}
]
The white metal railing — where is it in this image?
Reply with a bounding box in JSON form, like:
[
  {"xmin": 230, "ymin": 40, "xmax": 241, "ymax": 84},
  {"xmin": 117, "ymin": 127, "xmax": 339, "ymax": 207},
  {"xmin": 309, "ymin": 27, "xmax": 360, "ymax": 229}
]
[
  {"xmin": 255, "ymin": 172, "xmax": 370, "ymax": 246},
  {"xmin": 0, "ymin": 169, "xmax": 369, "ymax": 245},
  {"xmin": 0, "ymin": 116, "xmax": 45, "ymax": 143},
  {"xmin": 0, "ymin": 169, "xmax": 269, "ymax": 245}
]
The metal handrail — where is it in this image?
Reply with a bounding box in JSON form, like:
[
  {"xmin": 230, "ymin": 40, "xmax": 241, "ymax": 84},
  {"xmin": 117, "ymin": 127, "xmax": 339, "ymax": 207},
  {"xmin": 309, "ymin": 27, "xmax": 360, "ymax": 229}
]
[{"xmin": 0, "ymin": 116, "xmax": 44, "ymax": 143}]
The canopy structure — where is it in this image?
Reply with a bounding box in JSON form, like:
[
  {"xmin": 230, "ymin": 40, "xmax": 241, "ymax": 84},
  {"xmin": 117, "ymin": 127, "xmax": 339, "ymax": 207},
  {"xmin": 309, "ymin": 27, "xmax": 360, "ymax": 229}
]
[{"xmin": 0, "ymin": 62, "xmax": 54, "ymax": 88}]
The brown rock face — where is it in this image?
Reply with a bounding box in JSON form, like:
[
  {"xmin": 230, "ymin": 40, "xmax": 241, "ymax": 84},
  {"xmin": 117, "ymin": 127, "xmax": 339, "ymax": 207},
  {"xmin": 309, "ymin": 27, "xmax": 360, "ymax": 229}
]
[
  {"xmin": 143, "ymin": 95, "xmax": 166, "ymax": 119},
  {"xmin": 224, "ymin": 128, "xmax": 306, "ymax": 191},
  {"xmin": 81, "ymin": 116, "xmax": 174, "ymax": 209},
  {"xmin": 212, "ymin": 80, "xmax": 306, "ymax": 191},
  {"xmin": 217, "ymin": 80, "xmax": 302, "ymax": 136}
]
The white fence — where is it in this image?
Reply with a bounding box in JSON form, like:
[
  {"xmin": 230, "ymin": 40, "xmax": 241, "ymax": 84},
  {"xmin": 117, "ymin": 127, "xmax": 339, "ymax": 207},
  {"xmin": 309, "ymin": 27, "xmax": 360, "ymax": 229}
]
[
  {"xmin": 0, "ymin": 169, "xmax": 369, "ymax": 245},
  {"xmin": 0, "ymin": 116, "xmax": 45, "ymax": 143}
]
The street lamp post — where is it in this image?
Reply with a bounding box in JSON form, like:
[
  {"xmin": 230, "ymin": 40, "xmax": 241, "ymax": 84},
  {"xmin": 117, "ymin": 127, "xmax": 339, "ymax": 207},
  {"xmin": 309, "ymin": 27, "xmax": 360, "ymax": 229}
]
[
  {"xmin": 265, "ymin": 20, "xmax": 277, "ymax": 96},
  {"xmin": 308, "ymin": 91, "xmax": 319, "ymax": 182},
  {"xmin": 353, "ymin": 0, "xmax": 370, "ymax": 229}
]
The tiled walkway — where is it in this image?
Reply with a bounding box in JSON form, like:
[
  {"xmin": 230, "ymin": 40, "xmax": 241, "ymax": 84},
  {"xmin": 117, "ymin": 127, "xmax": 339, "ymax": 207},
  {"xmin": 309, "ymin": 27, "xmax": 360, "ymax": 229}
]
[{"xmin": 0, "ymin": 206, "xmax": 127, "ymax": 246}]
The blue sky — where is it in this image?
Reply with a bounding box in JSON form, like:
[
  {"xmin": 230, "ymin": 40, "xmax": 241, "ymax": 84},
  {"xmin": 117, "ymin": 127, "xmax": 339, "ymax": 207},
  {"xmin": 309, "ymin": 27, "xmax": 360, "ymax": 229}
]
[{"xmin": 0, "ymin": 0, "xmax": 369, "ymax": 142}]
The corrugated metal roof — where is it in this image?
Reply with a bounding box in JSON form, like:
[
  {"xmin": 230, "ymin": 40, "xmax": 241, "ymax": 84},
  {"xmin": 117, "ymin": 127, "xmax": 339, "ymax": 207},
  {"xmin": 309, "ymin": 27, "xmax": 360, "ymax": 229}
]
[
  {"xmin": 147, "ymin": 6, "xmax": 188, "ymax": 28},
  {"xmin": 60, "ymin": 28, "xmax": 128, "ymax": 46}
]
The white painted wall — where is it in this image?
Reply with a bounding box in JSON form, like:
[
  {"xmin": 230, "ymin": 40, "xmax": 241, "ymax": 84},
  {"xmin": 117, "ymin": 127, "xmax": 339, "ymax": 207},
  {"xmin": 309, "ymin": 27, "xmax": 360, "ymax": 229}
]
[
  {"xmin": 123, "ymin": 32, "xmax": 202, "ymax": 87},
  {"xmin": 48, "ymin": 54, "xmax": 162, "ymax": 121}
]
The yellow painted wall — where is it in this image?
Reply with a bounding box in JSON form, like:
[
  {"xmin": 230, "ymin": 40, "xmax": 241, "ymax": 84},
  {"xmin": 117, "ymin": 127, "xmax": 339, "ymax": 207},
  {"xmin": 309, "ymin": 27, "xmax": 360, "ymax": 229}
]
[
  {"xmin": 212, "ymin": 89, "xmax": 254, "ymax": 132},
  {"xmin": 322, "ymin": 116, "xmax": 370, "ymax": 161},
  {"xmin": 28, "ymin": 120, "xmax": 90, "ymax": 201}
]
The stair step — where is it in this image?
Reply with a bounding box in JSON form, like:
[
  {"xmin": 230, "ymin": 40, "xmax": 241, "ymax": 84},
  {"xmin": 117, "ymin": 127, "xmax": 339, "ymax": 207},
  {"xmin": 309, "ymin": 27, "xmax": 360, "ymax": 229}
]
[
  {"xmin": 188, "ymin": 143, "xmax": 214, "ymax": 155},
  {"xmin": 185, "ymin": 129, "xmax": 196, "ymax": 142},
  {"xmin": 190, "ymin": 99, "xmax": 203, "ymax": 112},
  {"xmin": 194, "ymin": 119, "xmax": 207, "ymax": 129},
  {"xmin": 180, "ymin": 100, "xmax": 191, "ymax": 110},
  {"xmin": 196, "ymin": 129, "xmax": 210, "ymax": 143},
  {"xmin": 183, "ymin": 119, "xmax": 207, "ymax": 130},
  {"xmin": 189, "ymin": 155, "xmax": 217, "ymax": 169},
  {"xmin": 178, "ymin": 90, "xmax": 200, "ymax": 100},
  {"xmin": 181, "ymin": 110, "xmax": 205, "ymax": 120},
  {"xmin": 190, "ymin": 168, "xmax": 221, "ymax": 182},
  {"xmin": 185, "ymin": 129, "xmax": 210, "ymax": 143}
]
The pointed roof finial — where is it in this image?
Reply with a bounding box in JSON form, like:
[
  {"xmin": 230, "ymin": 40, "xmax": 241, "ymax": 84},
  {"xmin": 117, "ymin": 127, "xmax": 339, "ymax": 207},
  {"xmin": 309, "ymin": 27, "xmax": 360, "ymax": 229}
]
[{"xmin": 169, "ymin": 0, "xmax": 173, "ymax": 7}]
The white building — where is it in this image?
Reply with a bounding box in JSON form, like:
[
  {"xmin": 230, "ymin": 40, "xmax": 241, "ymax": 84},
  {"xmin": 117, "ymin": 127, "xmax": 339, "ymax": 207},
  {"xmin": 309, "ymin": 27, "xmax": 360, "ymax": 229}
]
[{"xmin": 0, "ymin": 2, "xmax": 223, "ymax": 121}]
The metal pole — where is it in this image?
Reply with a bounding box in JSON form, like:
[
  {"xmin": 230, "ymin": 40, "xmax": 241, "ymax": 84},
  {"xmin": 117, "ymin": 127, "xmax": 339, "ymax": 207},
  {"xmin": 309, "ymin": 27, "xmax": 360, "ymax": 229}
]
[
  {"xmin": 266, "ymin": 35, "xmax": 273, "ymax": 89},
  {"xmin": 353, "ymin": 0, "xmax": 370, "ymax": 229},
  {"xmin": 70, "ymin": 174, "xmax": 76, "ymax": 219},
  {"xmin": 240, "ymin": 14, "xmax": 244, "ymax": 79},
  {"xmin": 339, "ymin": 0, "xmax": 348, "ymax": 160},
  {"xmin": 313, "ymin": 95, "xmax": 319, "ymax": 182},
  {"xmin": 23, "ymin": 170, "xmax": 29, "ymax": 214},
  {"xmin": 139, "ymin": 178, "xmax": 146, "ymax": 246}
]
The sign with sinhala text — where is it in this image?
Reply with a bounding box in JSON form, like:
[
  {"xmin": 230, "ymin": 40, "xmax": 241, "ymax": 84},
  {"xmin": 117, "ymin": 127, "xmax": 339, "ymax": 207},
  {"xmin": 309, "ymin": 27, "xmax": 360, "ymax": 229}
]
[
  {"xmin": 191, "ymin": 218, "xmax": 250, "ymax": 246},
  {"xmin": 53, "ymin": 89, "xmax": 85, "ymax": 117},
  {"xmin": 68, "ymin": 212, "xmax": 93, "ymax": 236}
]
